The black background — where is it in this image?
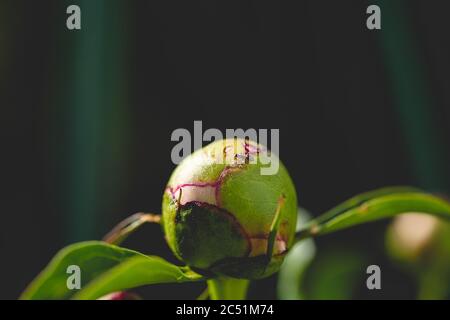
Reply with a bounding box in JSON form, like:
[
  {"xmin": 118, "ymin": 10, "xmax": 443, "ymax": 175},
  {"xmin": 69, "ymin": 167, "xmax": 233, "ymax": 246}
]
[{"xmin": 1, "ymin": 0, "xmax": 449, "ymax": 299}]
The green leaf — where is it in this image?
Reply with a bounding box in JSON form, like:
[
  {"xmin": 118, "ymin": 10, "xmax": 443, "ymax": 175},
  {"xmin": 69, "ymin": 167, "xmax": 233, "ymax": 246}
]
[
  {"xmin": 296, "ymin": 187, "xmax": 450, "ymax": 240},
  {"xmin": 74, "ymin": 256, "xmax": 203, "ymax": 300},
  {"xmin": 267, "ymin": 196, "xmax": 286, "ymax": 259},
  {"xmin": 277, "ymin": 238, "xmax": 315, "ymax": 299},
  {"xmin": 305, "ymin": 249, "xmax": 367, "ymax": 300},
  {"xmin": 277, "ymin": 208, "xmax": 316, "ymax": 300},
  {"xmin": 301, "ymin": 186, "xmax": 420, "ymax": 229},
  {"xmin": 21, "ymin": 241, "xmax": 204, "ymax": 300}
]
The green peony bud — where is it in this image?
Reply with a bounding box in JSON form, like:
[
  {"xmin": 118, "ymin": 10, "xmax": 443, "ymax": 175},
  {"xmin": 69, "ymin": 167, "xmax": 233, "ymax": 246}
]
[{"xmin": 162, "ymin": 138, "xmax": 297, "ymax": 279}]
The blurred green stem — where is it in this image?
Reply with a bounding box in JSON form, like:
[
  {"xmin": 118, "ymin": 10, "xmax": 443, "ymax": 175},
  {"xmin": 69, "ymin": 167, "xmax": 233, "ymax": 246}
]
[
  {"xmin": 207, "ymin": 278, "xmax": 249, "ymax": 300},
  {"xmin": 377, "ymin": 0, "xmax": 449, "ymax": 192}
]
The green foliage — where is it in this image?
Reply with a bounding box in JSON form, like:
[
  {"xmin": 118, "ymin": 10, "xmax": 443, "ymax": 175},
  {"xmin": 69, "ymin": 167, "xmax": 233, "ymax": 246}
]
[
  {"xmin": 21, "ymin": 241, "xmax": 203, "ymax": 300},
  {"xmin": 21, "ymin": 187, "xmax": 450, "ymax": 300},
  {"xmin": 277, "ymin": 208, "xmax": 316, "ymax": 300},
  {"xmin": 296, "ymin": 187, "xmax": 450, "ymax": 240},
  {"xmin": 303, "ymin": 249, "xmax": 367, "ymax": 300},
  {"xmin": 277, "ymin": 238, "xmax": 315, "ymax": 299}
]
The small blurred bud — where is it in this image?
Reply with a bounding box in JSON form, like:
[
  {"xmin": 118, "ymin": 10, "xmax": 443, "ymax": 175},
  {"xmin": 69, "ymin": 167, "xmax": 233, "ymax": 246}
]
[
  {"xmin": 386, "ymin": 213, "xmax": 439, "ymax": 262},
  {"xmin": 97, "ymin": 291, "xmax": 141, "ymax": 300}
]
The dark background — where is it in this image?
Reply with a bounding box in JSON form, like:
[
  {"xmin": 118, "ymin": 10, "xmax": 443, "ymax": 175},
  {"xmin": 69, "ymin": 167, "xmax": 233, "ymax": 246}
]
[{"xmin": 1, "ymin": 0, "xmax": 449, "ymax": 299}]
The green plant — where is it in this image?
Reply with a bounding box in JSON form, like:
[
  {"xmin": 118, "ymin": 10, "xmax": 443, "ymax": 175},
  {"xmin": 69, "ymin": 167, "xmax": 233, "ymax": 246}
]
[{"xmin": 21, "ymin": 139, "xmax": 450, "ymax": 300}]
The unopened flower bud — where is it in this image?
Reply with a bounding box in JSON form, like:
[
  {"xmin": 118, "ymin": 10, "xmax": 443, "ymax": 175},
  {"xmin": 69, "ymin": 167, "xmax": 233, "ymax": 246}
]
[{"xmin": 162, "ymin": 139, "xmax": 297, "ymax": 279}]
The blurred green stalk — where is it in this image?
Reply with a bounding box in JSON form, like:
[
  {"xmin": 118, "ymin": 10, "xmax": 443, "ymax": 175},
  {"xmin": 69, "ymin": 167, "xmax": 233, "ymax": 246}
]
[
  {"xmin": 377, "ymin": 0, "xmax": 448, "ymax": 192},
  {"xmin": 56, "ymin": 0, "xmax": 130, "ymax": 242}
]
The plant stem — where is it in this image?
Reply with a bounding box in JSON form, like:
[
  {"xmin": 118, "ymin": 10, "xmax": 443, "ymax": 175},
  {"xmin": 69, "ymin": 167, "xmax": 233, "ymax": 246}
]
[
  {"xmin": 103, "ymin": 212, "xmax": 161, "ymax": 245},
  {"xmin": 196, "ymin": 287, "xmax": 210, "ymax": 300},
  {"xmin": 295, "ymin": 226, "xmax": 319, "ymax": 242},
  {"xmin": 207, "ymin": 278, "xmax": 250, "ymax": 300}
]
